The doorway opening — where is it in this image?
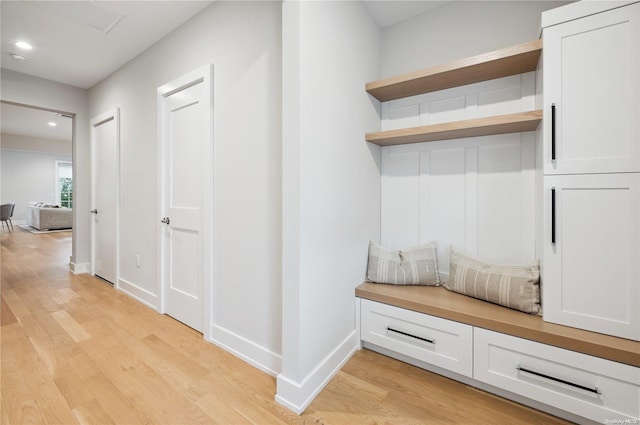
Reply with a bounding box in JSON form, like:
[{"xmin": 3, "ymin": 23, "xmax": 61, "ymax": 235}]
[{"xmin": 0, "ymin": 100, "xmax": 76, "ymax": 262}]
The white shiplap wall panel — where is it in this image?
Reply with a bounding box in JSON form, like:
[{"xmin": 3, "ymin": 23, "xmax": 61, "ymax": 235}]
[
  {"xmin": 381, "ymin": 150, "xmax": 420, "ymax": 250},
  {"xmin": 381, "ymin": 72, "xmax": 537, "ymax": 131},
  {"xmin": 379, "ymin": 72, "xmax": 538, "ymax": 279},
  {"xmin": 428, "ymin": 96, "xmax": 466, "ymax": 125},
  {"xmin": 419, "ymin": 148, "xmax": 467, "ymax": 272},
  {"xmin": 381, "ymin": 135, "xmax": 536, "ymax": 279},
  {"xmin": 387, "ymin": 103, "xmax": 421, "ymax": 129},
  {"xmin": 476, "ymin": 140, "xmax": 527, "ymax": 263}
]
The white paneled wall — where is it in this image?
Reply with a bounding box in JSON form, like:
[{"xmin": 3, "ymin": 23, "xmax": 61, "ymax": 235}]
[
  {"xmin": 381, "ymin": 74, "xmax": 538, "ymax": 278},
  {"xmin": 381, "ymin": 73, "xmax": 536, "ymax": 131}
]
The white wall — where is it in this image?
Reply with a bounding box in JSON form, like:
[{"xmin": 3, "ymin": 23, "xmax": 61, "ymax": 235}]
[
  {"xmin": 1, "ymin": 133, "xmax": 72, "ymax": 155},
  {"xmin": 278, "ymin": 0, "xmax": 381, "ymax": 413},
  {"xmin": 88, "ymin": 1, "xmax": 282, "ymax": 374},
  {"xmin": 0, "ymin": 149, "xmax": 72, "ymax": 221},
  {"xmin": 0, "ymin": 69, "xmax": 89, "ymax": 268},
  {"xmin": 381, "ymin": 1, "xmax": 571, "ymax": 78}
]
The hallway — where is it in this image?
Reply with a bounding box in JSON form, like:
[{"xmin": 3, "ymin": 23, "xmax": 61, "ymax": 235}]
[{"xmin": 0, "ymin": 228, "xmax": 568, "ymax": 424}]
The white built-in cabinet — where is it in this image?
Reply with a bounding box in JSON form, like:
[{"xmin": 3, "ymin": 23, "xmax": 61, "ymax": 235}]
[
  {"xmin": 542, "ymin": 2, "xmax": 640, "ymax": 341},
  {"xmin": 543, "ymin": 3, "xmax": 640, "ymax": 175},
  {"xmin": 357, "ymin": 2, "xmax": 640, "ymax": 423},
  {"xmin": 358, "ymin": 292, "xmax": 640, "ymax": 424}
]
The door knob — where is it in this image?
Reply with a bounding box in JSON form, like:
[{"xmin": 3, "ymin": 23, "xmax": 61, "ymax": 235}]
[
  {"xmin": 161, "ymin": 217, "xmax": 170, "ymax": 224},
  {"xmin": 90, "ymin": 209, "xmax": 98, "ymax": 214}
]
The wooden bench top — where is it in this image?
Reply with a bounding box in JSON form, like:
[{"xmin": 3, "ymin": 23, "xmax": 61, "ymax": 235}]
[{"xmin": 356, "ymin": 282, "xmax": 640, "ymax": 368}]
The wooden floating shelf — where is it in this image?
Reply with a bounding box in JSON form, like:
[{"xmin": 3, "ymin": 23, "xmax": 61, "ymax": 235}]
[
  {"xmin": 366, "ymin": 39, "xmax": 542, "ymax": 102},
  {"xmin": 366, "ymin": 110, "xmax": 542, "ymax": 146}
]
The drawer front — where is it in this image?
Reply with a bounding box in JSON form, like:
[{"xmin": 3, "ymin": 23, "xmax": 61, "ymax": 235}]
[
  {"xmin": 360, "ymin": 299, "xmax": 473, "ymax": 377},
  {"xmin": 474, "ymin": 328, "xmax": 640, "ymax": 422}
]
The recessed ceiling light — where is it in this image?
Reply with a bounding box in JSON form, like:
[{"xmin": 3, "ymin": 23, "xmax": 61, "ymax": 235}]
[
  {"xmin": 15, "ymin": 41, "xmax": 33, "ymax": 50},
  {"xmin": 48, "ymin": 122, "xmax": 58, "ymax": 127},
  {"xmin": 10, "ymin": 53, "xmax": 26, "ymax": 62}
]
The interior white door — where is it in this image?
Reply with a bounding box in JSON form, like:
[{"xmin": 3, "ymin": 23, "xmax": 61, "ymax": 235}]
[
  {"xmin": 90, "ymin": 109, "xmax": 119, "ymax": 285},
  {"xmin": 158, "ymin": 65, "xmax": 213, "ymax": 334}
]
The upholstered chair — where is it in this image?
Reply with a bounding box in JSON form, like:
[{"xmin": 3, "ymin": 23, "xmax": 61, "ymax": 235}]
[{"xmin": 0, "ymin": 203, "xmax": 15, "ymax": 232}]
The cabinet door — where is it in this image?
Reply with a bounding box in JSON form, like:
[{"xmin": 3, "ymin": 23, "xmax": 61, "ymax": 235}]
[
  {"xmin": 543, "ymin": 3, "xmax": 640, "ymax": 174},
  {"xmin": 543, "ymin": 174, "xmax": 640, "ymax": 341}
]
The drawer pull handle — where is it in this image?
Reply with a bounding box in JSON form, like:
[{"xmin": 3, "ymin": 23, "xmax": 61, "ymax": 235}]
[
  {"xmin": 387, "ymin": 327, "xmax": 435, "ymax": 345},
  {"xmin": 516, "ymin": 365, "xmax": 601, "ymax": 395}
]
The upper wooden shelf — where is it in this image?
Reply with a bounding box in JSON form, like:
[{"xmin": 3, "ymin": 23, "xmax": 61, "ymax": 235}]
[
  {"xmin": 366, "ymin": 110, "xmax": 542, "ymax": 146},
  {"xmin": 366, "ymin": 39, "xmax": 542, "ymax": 102},
  {"xmin": 356, "ymin": 283, "xmax": 640, "ymax": 368}
]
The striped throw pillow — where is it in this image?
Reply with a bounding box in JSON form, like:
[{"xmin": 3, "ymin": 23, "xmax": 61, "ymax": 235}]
[
  {"xmin": 444, "ymin": 247, "xmax": 541, "ymax": 315},
  {"xmin": 366, "ymin": 241, "xmax": 440, "ymax": 286}
]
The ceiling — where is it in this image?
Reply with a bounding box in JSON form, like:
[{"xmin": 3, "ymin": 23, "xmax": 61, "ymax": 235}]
[
  {"xmin": 1, "ymin": 1, "xmax": 214, "ymax": 89},
  {"xmin": 363, "ymin": 1, "xmax": 451, "ymax": 28},
  {"xmin": 0, "ymin": 1, "xmax": 451, "ymax": 142},
  {"xmin": 1, "ymin": 103, "xmax": 73, "ymax": 142},
  {"xmin": 1, "ymin": 0, "xmax": 452, "ymax": 91}
]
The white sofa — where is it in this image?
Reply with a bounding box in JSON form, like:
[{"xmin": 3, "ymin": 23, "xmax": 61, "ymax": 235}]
[{"xmin": 26, "ymin": 202, "xmax": 72, "ymax": 230}]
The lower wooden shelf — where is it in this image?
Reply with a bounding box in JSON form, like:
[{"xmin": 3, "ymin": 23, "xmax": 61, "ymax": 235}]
[
  {"xmin": 365, "ymin": 110, "xmax": 542, "ymax": 146},
  {"xmin": 356, "ymin": 282, "xmax": 640, "ymax": 367}
]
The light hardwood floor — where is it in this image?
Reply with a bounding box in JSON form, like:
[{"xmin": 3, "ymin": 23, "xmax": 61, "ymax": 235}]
[{"xmin": 1, "ymin": 227, "xmax": 571, "ymax": 424}]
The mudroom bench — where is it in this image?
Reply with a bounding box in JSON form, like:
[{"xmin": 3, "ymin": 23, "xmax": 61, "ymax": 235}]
[{"xmin": 356, "ymin": 283, "xmax": 640, "ymax": 424}]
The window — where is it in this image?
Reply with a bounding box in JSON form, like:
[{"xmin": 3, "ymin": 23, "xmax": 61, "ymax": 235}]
[{"xmin": 56, "ymin": 161, "xmax": 73, "ymax": 208}]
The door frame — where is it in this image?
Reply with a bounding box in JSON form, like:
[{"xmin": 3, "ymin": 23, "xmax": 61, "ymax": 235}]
[
  {"xmin": 0, "ymin": 100, "xmax": 78, "ymax": 269},
  {"xmin": 90, "ymin": 108, "xmax": 120, "ymax": 286},
  {"xmin": 157, "ymin": 64, "xmax": 214, "ymax": 340}
]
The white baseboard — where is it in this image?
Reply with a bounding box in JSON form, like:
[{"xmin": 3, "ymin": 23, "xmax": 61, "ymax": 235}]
[
  {"xmin": 69, "ymin": 262, "xmax": 90, "ymax": 274},
  {"xmin": 117, "ymin": 278, "xmax": 160, "ymax": 312},
  {"xmin": 209, "ymin": 324, "xmax": 282, "ymax": 377},
  {"xmin": 275, "ymin": 330, "xmax": 360, "ymax": 414}
]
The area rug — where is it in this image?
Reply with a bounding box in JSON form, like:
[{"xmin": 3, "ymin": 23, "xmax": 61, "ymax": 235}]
[{"xmin": 18, "ymin": 224, "xmax": 72, "ymax": 234}]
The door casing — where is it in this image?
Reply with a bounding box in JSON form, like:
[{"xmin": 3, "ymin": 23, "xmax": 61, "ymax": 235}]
[{"xmin": 157, "ymin": 64, "xmax": 214, "ymax": 340}]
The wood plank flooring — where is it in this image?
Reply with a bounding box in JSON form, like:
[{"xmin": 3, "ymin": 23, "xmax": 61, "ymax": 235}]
[{"xmin": 1, "ymin": 227, "xmax": 571, "ymax": 424}]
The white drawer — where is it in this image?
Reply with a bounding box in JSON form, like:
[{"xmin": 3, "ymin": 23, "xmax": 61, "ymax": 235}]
[
  {"xmin": 360, "ymin": 299, "xmax": 473, "ymax": 377},
  {"xmin": 474, "ymin": 328, "xmax": 640, "ymax": 423}
]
